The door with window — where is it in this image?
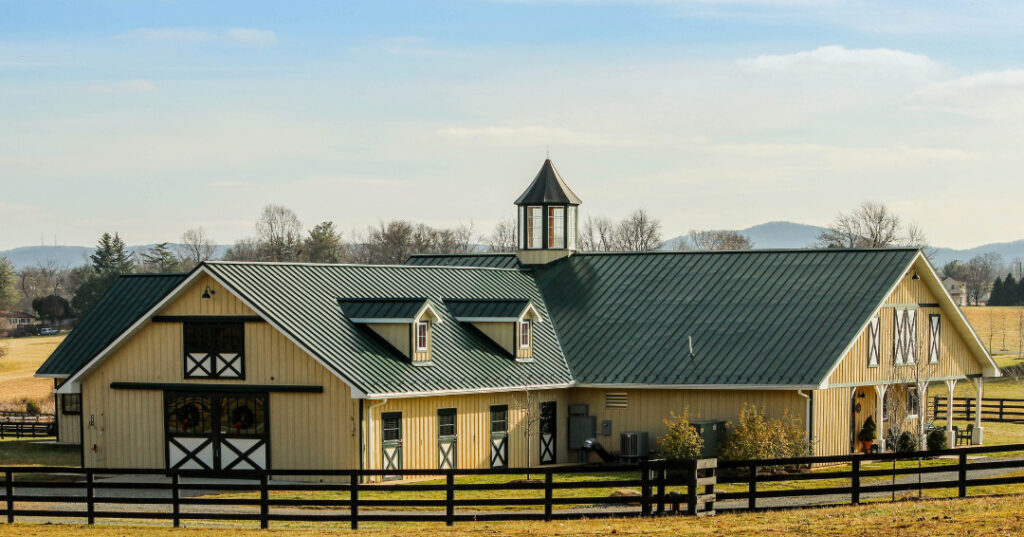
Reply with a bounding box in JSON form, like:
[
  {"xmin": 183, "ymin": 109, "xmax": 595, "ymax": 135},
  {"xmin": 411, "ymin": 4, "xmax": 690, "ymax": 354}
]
[
  {"xmin": 381, "ymin": 412, "xmax": 403, "ymax": 480},
  {"xmin": 165, "ymin": 392, "xmax": 268, "ymax": 471},
  {"xmin": 540, "ymin": 401, "xmax": 556, "ymax": 464},
  {"xmin": 490, "ymin": 405, "xmax": 508, "ymax": 468},
  {"xmin": 438, "ymin": 408, "xmax": 457, "ymax": 470}
]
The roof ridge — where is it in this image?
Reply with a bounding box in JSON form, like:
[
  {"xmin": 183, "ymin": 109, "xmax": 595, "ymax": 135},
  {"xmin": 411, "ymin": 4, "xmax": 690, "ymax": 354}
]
[
  {"xmin": 205, "ymin": 260, "xmax": 524, "ymax": 272},
  {"xmin": 575, "ymin": 247, "xmax": 920, "ymax": 256}
]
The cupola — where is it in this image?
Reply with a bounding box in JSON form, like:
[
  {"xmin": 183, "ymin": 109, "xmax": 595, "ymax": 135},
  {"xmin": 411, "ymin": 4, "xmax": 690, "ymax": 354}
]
[{"xmin": 515, "ymin": 159, "xmax": 581, "ymax": 265}]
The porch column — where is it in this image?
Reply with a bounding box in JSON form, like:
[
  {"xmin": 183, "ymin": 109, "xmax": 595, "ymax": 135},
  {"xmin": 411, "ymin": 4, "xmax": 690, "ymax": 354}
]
[
  {"xmin": 873, "ymin": 384, "xmax": 888, "ymax": 451},
  {"xmin": 945, "ymin": 379, "xmax": 957, "ymax": 447},
  {"xmin": 917, "ymin": 381, "xmax": 929, "ymax": 448},
  {"xmin": 972, "ymin": 377, "xmax": 985, "ymax": 444}
]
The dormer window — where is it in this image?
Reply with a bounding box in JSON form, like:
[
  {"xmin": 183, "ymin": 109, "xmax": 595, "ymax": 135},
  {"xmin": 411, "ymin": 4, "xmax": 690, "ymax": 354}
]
[
  {"xmin": 445, "ymin": 298, "xmax": 541, "ymax": 361},
  {"xmin": 416, "ymin": 320, "xmax": 430, "ymax": 352},
  {"xmin": 338, "ymin": 297, "xmax": 441, "ymax": 365},
  {"xmin": 519, "ymin": 319, "xmax": 531, "ymax": 349}
]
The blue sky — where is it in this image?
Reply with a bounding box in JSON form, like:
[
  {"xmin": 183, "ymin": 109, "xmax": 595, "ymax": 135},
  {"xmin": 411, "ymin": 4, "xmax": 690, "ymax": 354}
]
[{"xmin": 2, "ymin": 1, "xmax": 1024, "ymax": 251}]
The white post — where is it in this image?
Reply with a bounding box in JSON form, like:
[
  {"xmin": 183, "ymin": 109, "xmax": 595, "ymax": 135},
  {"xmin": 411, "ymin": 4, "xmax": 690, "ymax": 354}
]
[
  {"xmin": 973, "ymin": 377, "xmax": 984, "ymax": 444},
  {"xmin": 945, "ymin": 379, "xmax": 957, "ymax": 447},
  {"xmin": 917, "ymin": 381, "xmax": 928, "ymax": 449},
  {"xmin": 874, "ymin": 384, "xmax": 888, "ymax": 452}
]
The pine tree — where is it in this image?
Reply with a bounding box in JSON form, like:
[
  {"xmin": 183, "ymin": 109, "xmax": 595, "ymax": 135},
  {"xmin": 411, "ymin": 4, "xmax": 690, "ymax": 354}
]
[
  {"xmin": 141, "ymin": 243, "xmax": 182, "ymax": 273},
  {"xmin": 0, "ymin": 257, "xmax": 21, "ymax": 311},
  {"xmin": 1004, "ymin": 273, "xmax": 1020, "ymax": 306},
  {"xmin": 990, "ymin": 276, "xmax": 1005, "ymax": 306},
  {"xmin": 303, "ymin": 222, "xmax": 343, "ymax": 263},
  {"xmin": 90, "ymin": 232, "xmax": 135, "ymax": 274}
]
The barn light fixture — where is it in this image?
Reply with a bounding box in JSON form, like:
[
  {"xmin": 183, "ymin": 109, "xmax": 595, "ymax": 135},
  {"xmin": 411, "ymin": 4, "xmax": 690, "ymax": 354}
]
[
  {"xmin": 912, "ymin": 271, "xmax": 920, "ymax": 280},
  {"xmin": 201, "ymin": 286, "xmax": 216, "ymax": 299}
]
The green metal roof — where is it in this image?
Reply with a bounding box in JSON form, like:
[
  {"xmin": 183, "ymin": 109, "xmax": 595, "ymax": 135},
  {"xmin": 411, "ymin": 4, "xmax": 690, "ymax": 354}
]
[
  {"xmin": 339, "ymin": 298, "xmax": 427, "ymax": 321},
  {"xmin": 406, "ymin": 253, "xmax": 521, "ymax": 269},
  {"xmin": 531, "ymin": 249, "xmax": 919, "ymax": 387},
  {"xmin": 444, "ymin": 299, "xmax": 530, "ymax": 320},
  {"xmin": 515, "ymin": 159, "xmax": 582, "ymax": 205},
  {"xmin": 36, "ymin": 273, "xmax": 187, "ymax": 376},
  {"xmin": 203, "ymin": 262, "xmax": 573, "ymax": 396}
]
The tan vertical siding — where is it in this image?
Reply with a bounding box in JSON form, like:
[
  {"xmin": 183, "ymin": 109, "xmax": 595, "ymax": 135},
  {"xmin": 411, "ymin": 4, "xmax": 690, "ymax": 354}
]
[
  {"xmin": 812, "ymin": 387, "xmax": 852, "ymax": 456},
  {"xmin": 364, "ymin": 389, "xmax": 568, "ymax": 476},
  {"xmin": 473, "ymin": 322, "xmax": 515, "ymax": 355},
  {"xmin": 55, "ymin": 386, "xmax": 82, "ymax": 445},
  {"xmin": 367, "ymin": 323, "xmax": 411, "ymax": 358},
  {"xmin": 79, "ymin": 277, "xmax": 359, "ymax": 470},
  {"xmin": 826, "ymin": 264, "xmax": 984, "ymax": 387}
]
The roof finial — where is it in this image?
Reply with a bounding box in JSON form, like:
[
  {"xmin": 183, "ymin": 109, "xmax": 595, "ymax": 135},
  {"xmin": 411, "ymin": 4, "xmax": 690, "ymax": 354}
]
[{"xmin": 546, "ymin": 145, "xmax": 550, "ymax": 160}]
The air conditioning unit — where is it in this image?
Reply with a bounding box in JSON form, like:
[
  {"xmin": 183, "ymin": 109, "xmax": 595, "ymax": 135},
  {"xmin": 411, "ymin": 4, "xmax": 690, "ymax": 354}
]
[{"xmin": 620, "ymin": 431, "xmax": 649, "ymax": 459}]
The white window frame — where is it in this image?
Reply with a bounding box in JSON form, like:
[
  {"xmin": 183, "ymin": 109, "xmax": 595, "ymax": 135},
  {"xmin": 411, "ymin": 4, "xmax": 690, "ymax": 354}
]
[
  {"xmin": 893, "ymin": 308, "xmax": 917, "ymax": 366},
  {"xmin": 548, "ymin": 206, "xmax": 565, "ymax": 249},
  {"xmin": 867, "ymin": 315, "xmax": 880, "ymax": 368},
  {"xmin": 519, "ymin": 319, "xmax": 531, "ymax": 349},
  {"xmin": 929, "ymin": 314, "xmax": 941, "ymax": 364},
  {"xmin": 416, "ymin": 321, "xmax": 429, "ymax": 352},
  {"xmin": 527, "ymin": 206, "xmax": 543, "ymax": 249}
]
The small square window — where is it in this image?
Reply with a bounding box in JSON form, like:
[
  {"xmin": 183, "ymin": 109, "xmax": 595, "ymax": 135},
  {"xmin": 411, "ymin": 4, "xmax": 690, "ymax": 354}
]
[
  {"xmin": 61, "ymin": 393, "xmax": 81, "ymax": 415},
  {"xmin": 416, "ymin": 321, "xmax": 430, "ymax": 352}
]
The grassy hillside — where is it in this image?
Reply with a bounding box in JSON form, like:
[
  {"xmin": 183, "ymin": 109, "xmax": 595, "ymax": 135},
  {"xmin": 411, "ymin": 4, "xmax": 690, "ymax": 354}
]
[
  {"xmin": 963, "ymin": 306, "xmax": 1024, "ymax": 357},
  {"xmin": 0, "ymin": 334, "xmax": 64, "ymax": 413}
]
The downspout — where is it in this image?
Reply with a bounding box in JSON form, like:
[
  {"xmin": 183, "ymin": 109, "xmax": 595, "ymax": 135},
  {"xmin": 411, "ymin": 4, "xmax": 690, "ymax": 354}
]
[
  {"xmin": 365, "ymin": 398, "xmax": 388, "ymax": 483},
  {"xmin": 797, "ymin": 390, "xmax": 812, "ymax": 443}
]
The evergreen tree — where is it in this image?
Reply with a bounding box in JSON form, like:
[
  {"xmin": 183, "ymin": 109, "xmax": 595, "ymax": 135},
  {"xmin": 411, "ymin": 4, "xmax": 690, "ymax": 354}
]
[
  {"xmin": 990, "ymin": 276, "xmax": 1005, "ymax": 306},
  {"xmin": 0, "ymin": 257, "xmax": 20, "ymax": 311},
  {"xmin": 303, "ymin": 221, "xmax": 343, "ymax": 263},
  {"xmin": 140, "ymin": 243, "xmax": 182, "ymax": 273},
  {"xmin": 90, "ymin": 232, "xmax": 135, "ymax": 274},
  {"xmin": 1004, "ymin": 273, "xmax": 1020, "ymax": 306}
]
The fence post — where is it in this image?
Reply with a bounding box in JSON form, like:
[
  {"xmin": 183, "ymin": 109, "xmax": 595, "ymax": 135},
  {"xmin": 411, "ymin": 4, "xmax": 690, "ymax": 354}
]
[
  {"xmin": 851, "ymin": 458, "xmax": 861, "ymax": 505},
  {"xmin": 966, "ymin": 399, "xmax": 972, "ymax": 421},
  {"xmin": 748, "ymin": 463, "xmax": 757, "ymax": 511},
  {"xmin": 445, "ymin": 472, "xmax": 455, "ymax": 526},
  {"xmin": 544, "ymin": 471, "xmax": 553, "ymax": 522},
  {"xmin": 349, "ymin": 471, "xmax": 359, "ymax": 530},
  {"xmin": 171, "ymin": 473, "xmax": 180, "ymax": 528},
  {"xmin": 686, "ymin": 460, "xmax": 698, "ymax": 516},
  {"xmin": 640, "ymin": 461, "xmax": 651, "ymax": 517},
  {"xmin": 86, "ymin": 470, "xmax": 95, "ymax": 525},
  {"xmin": 999, "ymin": 399, "xmax": 1005, "ymax": 421},
  {"xmin": 958, "ymin": 451, "xmax": 967, "ymax": 498},
  {"xmin": 259, "ymin": 472, "xmax": 269, "ymax": 530},
  {"xmin": 656, "ymin": 464, "xmax": 666, "ymax": 515},
  {"xmin": 5, "ymin": 470, "xmax": 13, "ymax": 523}
]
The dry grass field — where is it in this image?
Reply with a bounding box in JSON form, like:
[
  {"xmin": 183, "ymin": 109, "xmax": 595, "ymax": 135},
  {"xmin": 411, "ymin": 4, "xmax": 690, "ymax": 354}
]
[
  {"xmin": 0, "ymin": 334, "xmax": 64, "ymax": 413},
  {"xmin": 1, "ymin": 494, "xmax": 1023, "ymax": 536},
  {"xmin": 963, "ymin": 306, "xmax": 1024, "ymax": 357}
]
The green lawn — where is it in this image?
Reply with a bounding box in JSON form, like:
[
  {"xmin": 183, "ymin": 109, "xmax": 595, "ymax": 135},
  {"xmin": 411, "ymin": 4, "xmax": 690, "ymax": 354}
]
[
  {"xmin": 3, "ymin": 493, "xmax": 1024, "ymax": 535},
  {"xmin": 0, "ymin": 437, "xmax": 80, "ymax": 467}
]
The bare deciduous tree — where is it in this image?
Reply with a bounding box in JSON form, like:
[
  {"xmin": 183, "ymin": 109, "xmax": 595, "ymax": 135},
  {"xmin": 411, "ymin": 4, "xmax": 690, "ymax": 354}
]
[
  {"xmin": 962, "ymin": 253, "xmax": 1002, "ymax": 305},
  {"xmin": 223, "ymin": 237, "xmax": 264, "ymax": 262},
  {"xmin": 614, "ymin": 209, "xmax": 663, "ymax": 252},
  {"xmin": 256, "ymin": 205, "xmax": 304, "ymax": 262},
  {"xmin": 817, "ymin": 202, "xmax": 928, "ymax": 250},
  {"xmin": 684, "ymin": 230, "xmax": 754, "ymax": 251},
  {"xmin": 485, "ymin": 218, "xmax": 518, "ymax": 253},
  {"xmin": 578, "ymin": 216, "xmax": 618, "ymax": 252},
  {"xmin": 179, "ymin": 227, "xmax": 217, "ymax": 268}
]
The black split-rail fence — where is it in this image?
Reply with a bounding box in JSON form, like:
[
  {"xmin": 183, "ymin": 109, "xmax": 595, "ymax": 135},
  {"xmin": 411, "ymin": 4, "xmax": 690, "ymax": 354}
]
[{"xmin": 3, "ymin": 443, "xmax": 1024, "ymax": 529}]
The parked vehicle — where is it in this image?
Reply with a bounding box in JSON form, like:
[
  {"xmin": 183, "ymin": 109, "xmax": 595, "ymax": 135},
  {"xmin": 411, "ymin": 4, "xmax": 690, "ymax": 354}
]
[{"xmin": 39, "ymin": 328, "xmax": 58, "ymax": 336}]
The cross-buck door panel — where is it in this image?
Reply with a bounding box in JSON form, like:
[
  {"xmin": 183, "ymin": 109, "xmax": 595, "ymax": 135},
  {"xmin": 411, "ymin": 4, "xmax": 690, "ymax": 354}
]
[
  {"xmin": 490, "ymin": 405, "xmax": 508, "ymax": 468},
  {"xmin": 540, "ymin": 401, "xmax": 556, "ymax": 464},
  {"xmin": 382, "ymin": 412, "xmax": 403, "ymax": 480},
  {"xmin": 165, "ymin": 391, "xmax": 268, "ymax": 471},
  {"xmin": 438, "ymin": 408, "xmax": 457, "ymax": 470}
]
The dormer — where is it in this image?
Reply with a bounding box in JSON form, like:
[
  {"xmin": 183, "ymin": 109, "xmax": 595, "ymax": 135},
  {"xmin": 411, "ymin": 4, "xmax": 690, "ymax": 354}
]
[
  {"xmin": 444, "ymin": 299, "xmax": 542, "ymax": 361},
  {"xmin": 515, "ymin": 159, "xmax": 582, "ymax": 266},
  {"xmin": 339, "ymin": 298, "xmax": 442, "ymax": 365}
]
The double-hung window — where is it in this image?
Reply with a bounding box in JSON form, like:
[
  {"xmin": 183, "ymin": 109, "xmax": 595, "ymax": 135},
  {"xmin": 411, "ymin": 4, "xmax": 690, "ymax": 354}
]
[
  {"xmin": 526, "ymin": 206, "xmax": 543, "ymax": 248},
  {"xmin": 548, "ymin": 206, "xmax": 565, "ymax": 248},
  {"xmin": 519, "ymin": 319, "xmax": 531, "ymax": 349},
  {"xmin": 416, "ymin": 321, "xmax": 430, "ymax": 352}
]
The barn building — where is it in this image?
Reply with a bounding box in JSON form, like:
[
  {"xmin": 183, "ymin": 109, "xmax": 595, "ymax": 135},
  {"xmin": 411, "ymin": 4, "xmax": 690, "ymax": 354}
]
[{"xmin": 37, "ymin": 160, "xmax": 998, "ymax": 476}]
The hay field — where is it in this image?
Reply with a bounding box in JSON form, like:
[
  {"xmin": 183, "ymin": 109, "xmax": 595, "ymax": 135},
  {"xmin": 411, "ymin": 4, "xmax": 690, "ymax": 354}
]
[{"xmin": 0, "ymin": 334, "xmax": 64, "ymax": 412}]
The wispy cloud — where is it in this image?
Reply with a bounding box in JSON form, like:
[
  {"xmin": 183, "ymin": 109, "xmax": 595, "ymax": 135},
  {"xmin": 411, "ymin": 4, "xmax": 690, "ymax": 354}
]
[
  {"xmin": 739, "ymin": 45, "xmax": 941, "ymax": 76},
  {"xmin": 119, "ymin": 27, "xmax": 277, "ymax": 46},
  {"xmin": 360, "ymin": 37, "xmax": 464, "ymax": 57},
  {"xmin": 910, "ymin": 69, "xmax": 1024, "ymax": 119}
]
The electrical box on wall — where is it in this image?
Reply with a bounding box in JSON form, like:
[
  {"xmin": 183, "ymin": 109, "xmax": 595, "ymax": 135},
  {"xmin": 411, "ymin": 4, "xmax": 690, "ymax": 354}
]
[{"xmin": 601, "ymin": 419, "xmax": 612, "ymax": 435}]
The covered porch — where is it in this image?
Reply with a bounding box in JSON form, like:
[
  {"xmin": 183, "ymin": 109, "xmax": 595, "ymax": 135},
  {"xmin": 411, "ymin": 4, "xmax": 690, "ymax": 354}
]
[{"xmin": 848, "ymin": 376, "xmax": 985, "ymax": 453}]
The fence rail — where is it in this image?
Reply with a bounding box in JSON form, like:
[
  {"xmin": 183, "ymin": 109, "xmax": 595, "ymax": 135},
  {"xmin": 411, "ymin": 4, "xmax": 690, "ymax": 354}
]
[
  {"xmin": 3, "ymin": 443, "xmax": 1024, "ymax": 529},
  {"xmin": 931, "ymin": 396, "xmax": 1024, "ymax": 423},
  {"xmin": 0, "ymin": 413, "xmax": 54, "ymax": 439}
]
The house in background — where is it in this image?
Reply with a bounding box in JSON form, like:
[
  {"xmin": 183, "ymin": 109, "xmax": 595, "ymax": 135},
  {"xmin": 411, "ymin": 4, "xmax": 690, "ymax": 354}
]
[
  {"xmin": 1, "ymin": 310, "xmax": 38, "ymax": 334},
  {"xmin": 942, "ymin": 277, "xmax": 968, "ymax": 307},
  {"xmin": 37, "ymin": 160, "xmax": 999, "ymax": 476}
]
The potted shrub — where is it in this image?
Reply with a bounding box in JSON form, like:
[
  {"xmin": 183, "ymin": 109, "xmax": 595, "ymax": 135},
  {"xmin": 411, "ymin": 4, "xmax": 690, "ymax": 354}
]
[{"xmin": 857, "ymin": 417, "xmax": 877, "ymax": 453}]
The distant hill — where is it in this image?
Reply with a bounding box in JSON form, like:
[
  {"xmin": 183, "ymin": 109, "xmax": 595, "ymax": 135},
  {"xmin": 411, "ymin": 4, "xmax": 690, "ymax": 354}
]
[
  {"xmin": 0, "ymin": 244, "xmax": 230, "ymax": 270},
  {"xmin": 663, "ymin": 221, "xmax": 1024, "ymax": 268},
  {"xmin": 3, "ymin": 225, "xmax": 1023, "ymax": 271}
]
